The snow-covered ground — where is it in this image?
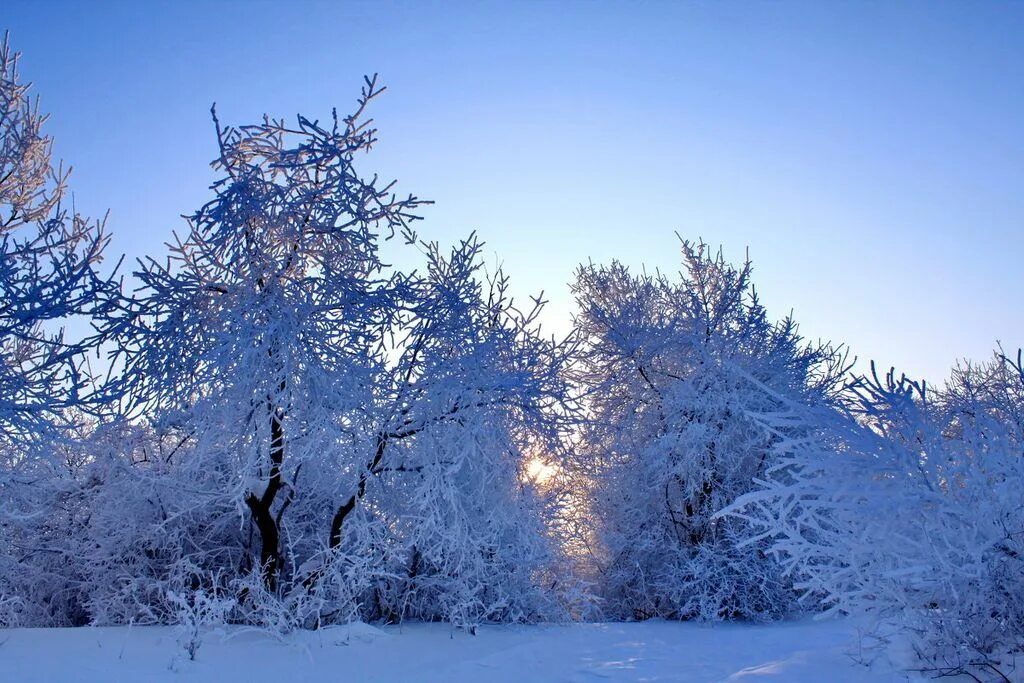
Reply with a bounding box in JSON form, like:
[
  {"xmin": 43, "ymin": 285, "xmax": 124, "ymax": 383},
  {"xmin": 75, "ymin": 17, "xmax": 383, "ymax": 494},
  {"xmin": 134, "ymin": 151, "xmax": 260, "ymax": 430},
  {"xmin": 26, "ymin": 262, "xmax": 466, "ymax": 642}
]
[{"xmin": 0, "ymin": 618, "xmax": 921, "ymax": 682}]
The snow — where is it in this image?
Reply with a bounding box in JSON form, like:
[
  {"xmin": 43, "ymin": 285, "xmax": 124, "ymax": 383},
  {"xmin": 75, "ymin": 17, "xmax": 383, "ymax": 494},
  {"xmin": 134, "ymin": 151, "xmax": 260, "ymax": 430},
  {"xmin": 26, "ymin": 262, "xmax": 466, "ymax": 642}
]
[{"xmin": 0, "ymin": 618, "xmax": 916, "ymax": 682}]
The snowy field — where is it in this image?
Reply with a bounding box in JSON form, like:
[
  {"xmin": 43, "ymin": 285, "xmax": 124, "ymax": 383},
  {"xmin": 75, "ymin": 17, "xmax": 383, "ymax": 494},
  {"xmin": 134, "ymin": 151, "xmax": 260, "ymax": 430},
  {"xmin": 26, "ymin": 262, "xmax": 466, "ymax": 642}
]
[{"xmin": 0, "ymin": 618, "xmax": 921, "ymax": 683}]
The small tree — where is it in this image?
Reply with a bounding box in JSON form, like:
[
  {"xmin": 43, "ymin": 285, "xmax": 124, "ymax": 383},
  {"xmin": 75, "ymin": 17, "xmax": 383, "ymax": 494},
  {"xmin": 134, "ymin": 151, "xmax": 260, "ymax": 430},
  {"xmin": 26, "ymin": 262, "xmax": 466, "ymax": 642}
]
[{"xmin": 570, "ymin": 238, "xmax": 845, "ymax": 621}]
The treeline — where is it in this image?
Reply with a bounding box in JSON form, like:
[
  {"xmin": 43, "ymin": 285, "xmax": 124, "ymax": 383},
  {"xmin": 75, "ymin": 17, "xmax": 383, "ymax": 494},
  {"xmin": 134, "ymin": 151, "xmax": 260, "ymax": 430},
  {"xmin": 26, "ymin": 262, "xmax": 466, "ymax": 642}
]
[{"xmin": 1, "ymin": 36, "xmax": 1020, "ymax": 679}]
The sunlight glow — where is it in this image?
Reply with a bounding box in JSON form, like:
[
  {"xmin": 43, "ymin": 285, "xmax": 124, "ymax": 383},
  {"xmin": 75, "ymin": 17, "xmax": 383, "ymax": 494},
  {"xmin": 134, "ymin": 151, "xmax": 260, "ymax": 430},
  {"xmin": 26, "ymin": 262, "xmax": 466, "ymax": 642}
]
[{"xmin": 524, "ymin": 457, "xmax": 557, "ymax": 486}]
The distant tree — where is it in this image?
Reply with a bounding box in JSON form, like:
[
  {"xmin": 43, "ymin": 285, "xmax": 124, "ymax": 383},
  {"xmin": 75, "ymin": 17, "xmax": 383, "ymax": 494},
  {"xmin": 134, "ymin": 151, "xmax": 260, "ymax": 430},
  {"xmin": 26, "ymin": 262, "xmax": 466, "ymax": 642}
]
[{"xmin": 570, "ymin": 239, "xmax": 846, "ymax": 621}]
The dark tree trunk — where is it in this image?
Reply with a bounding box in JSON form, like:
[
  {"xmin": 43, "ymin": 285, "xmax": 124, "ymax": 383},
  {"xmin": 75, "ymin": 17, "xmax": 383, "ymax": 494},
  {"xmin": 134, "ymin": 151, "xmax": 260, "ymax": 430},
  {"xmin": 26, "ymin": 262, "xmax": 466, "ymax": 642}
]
[
  {"xmin": 246, "ymin": 403, "xmax": 286, "ymax": 591},
  {"xmin": 330, "ymin": 432, "xmax": 387, "ymax": 548}
]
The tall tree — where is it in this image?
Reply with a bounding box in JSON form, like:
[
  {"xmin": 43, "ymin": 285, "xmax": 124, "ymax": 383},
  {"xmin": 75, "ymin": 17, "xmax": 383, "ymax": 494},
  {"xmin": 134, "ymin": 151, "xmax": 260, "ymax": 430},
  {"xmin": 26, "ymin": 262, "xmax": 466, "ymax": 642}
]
[
  {"xmin": 112, "ymin": 76, "xmax": 426, "ymax": 594},
  {"xmin": 0, "ymin": 33, "xmax": 120, "ymax": 627},
  {"xmin": 106, "ymin": 78, "xmax": 578, "ymax": 631}
]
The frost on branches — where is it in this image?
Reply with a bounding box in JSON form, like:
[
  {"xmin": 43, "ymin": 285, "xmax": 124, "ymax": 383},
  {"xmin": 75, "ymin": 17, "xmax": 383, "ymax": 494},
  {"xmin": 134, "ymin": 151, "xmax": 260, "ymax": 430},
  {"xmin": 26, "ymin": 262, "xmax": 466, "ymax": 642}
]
[
  {"xmin": 1, "ymin": 31, "xmax": 1021, "ymax": 679},
  {"xmin": 569, "ymin": 240, "xmax": 846, "ymax": 622},
  {"xmin": 94, "ymin": 76, "xmax": 578, "ymax": 630},
  {"xmin": 0, "ymin": 33, "xmax": 119, "ymax": 627},
  {"xmin": 729, "ymin": 350, "xmax": 1024, "ymax": 678},
  {"xmin": 329, "ymin": 236, "xmax": 581, "ymax": 626}
]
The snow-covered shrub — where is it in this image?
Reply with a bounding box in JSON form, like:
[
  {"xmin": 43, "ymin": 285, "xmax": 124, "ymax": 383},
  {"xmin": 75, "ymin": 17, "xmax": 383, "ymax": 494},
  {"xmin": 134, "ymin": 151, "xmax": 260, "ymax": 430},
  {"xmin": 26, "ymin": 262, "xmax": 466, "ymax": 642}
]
[
  {"xmin": 0, "ymin": 451, "xmax": 83, "ymax": 626},
  {"xmin": 730, "ymin": 351, "xmax": 1024, "ymax": 678},
  {"xmin": 0, "ymin": 589, "xmax": 23, "ymax": 628},
  {"xmin": 304, "ymin": 517, "xmax": 398, "ymax": 627},
  {"xmin": 73, "ymin": 420, "xmax": 246, "ymax": 626},
  {"xmin": 570, "ymin": 239, "xmax": 846, "ymax": 622},
  {"xmin": 167, "ymin": 567, "xmax": 235, "ymax": 661},
  {"xmin": 228, "ymin": 569, "xmax": 307, "ymax": 635}
]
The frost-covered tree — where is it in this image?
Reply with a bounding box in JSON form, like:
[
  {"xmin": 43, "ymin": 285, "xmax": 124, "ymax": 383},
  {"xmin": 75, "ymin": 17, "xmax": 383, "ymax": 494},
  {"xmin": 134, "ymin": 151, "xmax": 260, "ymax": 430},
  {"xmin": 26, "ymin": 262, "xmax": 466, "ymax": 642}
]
[
  {"xmin": 730, "ymin": 350, "xmax": 1024, "ymax": 678},
  {"xmin": 333, "ymin": 236, "xmax": 580, "ymax": 626},
  {"xmin": 98, "ymin": 78, "xmax": 578, "ymax": 630},
  {"xmin": 107, "ymin": 76, "xmax": 425, "ymax": 603},
  {"xmin": 0, "ymin": 33, "xmax": 116, "ymax": 443},
  {"xmin": 570, "ymin": 239, "xmax": 845, "ymax": 621},
  {"xmin": 0, "ymin": 33, "xmax": 119, "ymax": 627}
]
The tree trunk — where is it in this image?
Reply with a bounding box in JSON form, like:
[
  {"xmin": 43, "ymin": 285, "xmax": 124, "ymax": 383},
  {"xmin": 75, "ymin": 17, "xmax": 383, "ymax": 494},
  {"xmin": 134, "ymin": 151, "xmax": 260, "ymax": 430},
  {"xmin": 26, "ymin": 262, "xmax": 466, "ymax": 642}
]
[
  {"xmin": 246, "ymin": 403, "xmax": 286, "ymax": 591},
  {"xmin": 330, "ymin": 432, "xmax": 387, "ymax": 548}
]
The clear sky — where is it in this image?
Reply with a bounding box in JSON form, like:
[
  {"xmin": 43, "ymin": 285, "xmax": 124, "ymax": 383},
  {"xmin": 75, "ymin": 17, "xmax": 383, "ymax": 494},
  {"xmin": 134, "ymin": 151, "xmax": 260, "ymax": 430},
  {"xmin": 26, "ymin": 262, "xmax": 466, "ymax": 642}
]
[{"xmin": 5, "ymin": 0, "xmax": 1023, "ymax": 384}]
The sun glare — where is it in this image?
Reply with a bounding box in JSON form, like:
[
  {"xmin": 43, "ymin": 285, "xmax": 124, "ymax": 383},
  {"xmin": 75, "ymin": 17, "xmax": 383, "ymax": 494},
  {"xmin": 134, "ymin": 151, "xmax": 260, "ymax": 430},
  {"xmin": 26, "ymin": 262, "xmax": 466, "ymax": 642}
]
[{"xmin": 524, "ymin": 457, "xmax": 557, "ymax": 486}]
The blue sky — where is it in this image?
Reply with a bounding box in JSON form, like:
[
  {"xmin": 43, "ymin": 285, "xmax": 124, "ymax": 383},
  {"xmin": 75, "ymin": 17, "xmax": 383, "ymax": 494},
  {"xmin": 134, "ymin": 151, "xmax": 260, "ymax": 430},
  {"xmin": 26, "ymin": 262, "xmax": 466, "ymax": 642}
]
[{"xmin": 5, "ymin": 0, "xmax": 1023, "ymax": 383}]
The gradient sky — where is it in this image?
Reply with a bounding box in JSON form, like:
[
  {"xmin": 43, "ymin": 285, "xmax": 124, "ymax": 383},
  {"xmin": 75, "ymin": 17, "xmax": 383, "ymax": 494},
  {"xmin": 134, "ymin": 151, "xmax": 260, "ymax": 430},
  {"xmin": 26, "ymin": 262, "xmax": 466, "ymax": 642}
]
[{"xmin": 5, "ymin": 0, "xmax": 1023, "ymax": 384}]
